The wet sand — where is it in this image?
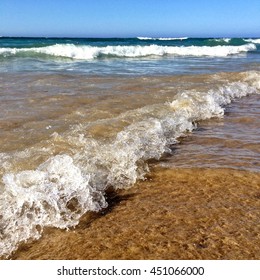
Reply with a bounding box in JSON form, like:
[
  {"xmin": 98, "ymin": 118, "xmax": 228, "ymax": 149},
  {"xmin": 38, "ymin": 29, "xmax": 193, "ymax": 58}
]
[{"xmin": 11, "ymin": 167, "xmax": 260, "ymax": 260}]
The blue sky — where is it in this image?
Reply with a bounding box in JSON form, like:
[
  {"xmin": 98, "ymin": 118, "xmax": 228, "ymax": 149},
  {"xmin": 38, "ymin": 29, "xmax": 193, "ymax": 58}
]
[{"xmin": 1, "ymin": 0, "xmax": 260, "ymax": 37}]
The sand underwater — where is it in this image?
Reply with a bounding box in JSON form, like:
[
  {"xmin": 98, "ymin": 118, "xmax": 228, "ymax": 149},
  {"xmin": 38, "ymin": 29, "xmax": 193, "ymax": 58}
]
[
  {"xmin": 9, "ymin": 94, "xmax": 260, "ymax": 259},
  {"xmin": 10, "ymin": 167, "xmax": 260, "ymax": 260}
]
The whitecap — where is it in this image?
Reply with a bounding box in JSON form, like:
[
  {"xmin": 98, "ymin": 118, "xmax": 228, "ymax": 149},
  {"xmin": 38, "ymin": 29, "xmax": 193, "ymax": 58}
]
[
  {"xmin": 244, "ymin": 38, "xmax": 260, "ymax": 44},
  {"xmin": 0, "ymin": 43, "xmax": 256, "ymax": 60}
]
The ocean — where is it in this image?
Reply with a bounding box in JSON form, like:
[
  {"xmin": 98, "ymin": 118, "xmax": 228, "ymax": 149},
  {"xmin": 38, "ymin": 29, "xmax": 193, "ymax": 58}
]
[{"xmin": 0, "ymin": 37, "xmax": 259, "ymax": 259}]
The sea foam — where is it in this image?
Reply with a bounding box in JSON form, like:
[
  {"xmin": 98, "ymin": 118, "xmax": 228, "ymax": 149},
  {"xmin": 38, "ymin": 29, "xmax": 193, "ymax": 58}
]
[
  {"xmin": 0, "ymin": 155, "xmax": 107, "ymax": 257},
  {"xmin": 244, "ymin": 38, "xmax": 260, "ymax": 44},
  {"xmin": 0, "ymin": 43, "xmax": 256, "ymax": 60},
  {"xmin": 137, "ymin": 37, "xmax": 188, "ymax": 41},
  {"xmin": 209, "ymin": 38, "xmax": 231, "ymax": 43}
]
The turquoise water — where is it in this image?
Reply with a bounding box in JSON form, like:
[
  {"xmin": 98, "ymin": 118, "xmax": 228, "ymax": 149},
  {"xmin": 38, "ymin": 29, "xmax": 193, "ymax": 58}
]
[{"xmin": 1, "ymin": 37, "xmax": 260, "ymax": 74}]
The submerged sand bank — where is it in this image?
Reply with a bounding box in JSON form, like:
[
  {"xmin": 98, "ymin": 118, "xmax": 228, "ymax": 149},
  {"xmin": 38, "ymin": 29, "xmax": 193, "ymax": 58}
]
[{"xmin": 11, "ymin": 167, "xmax": 260, "ymax": 260}]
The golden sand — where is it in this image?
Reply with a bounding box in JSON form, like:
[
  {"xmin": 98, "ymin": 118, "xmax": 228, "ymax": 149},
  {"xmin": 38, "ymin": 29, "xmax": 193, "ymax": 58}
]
[{"xmin": 11, "ymin": 167, "xmax": 260, "ymax": 260}]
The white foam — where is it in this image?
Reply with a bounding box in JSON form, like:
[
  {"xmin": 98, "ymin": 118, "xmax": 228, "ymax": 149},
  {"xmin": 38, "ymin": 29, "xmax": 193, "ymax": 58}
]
[
  {"xmin": 244, "ymin": 38, "xmax": 260, "ymax": 44},
  {"xmin": 210, "ymin": 38, "xmax": 231, "ymax": 43},
  {"xmin": 137, "ymin": 37, "xmax": 188, "ymax": 41},
  {"xmin": 170, "ymin": 80, "xmax": 259, "ymax": 122},
  {"xmin": 0, "ymin": 47, "xmax": 18, "ymax": 56},
  {"xmin": 137, "ymin": 37, "xmax": 153, "ymax": 40},
  {"xmin": 1, "ymin": 71, "xmax": 260, "ymax": 258},
  {"xmin": 0, "ymin": 43, "xmax": 256, "ymax": 60},
  {"xmin": 0, "ymin": 154, "xmax": 107, "ymax": 257}
]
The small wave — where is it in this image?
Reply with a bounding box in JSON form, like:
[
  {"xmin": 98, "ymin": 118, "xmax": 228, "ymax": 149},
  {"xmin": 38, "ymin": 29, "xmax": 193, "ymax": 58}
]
[
  {"xmin": 137, "ymin": 37, "xmax": 188, "ymax": 41},
  {"xmin": 244, "ymin": 38, "xmax": 260, "ymax": 44},
  {"xmin": 209, "ymin": 38, "xmax": 231, "ymax": 43},
  {"xmin": 0, "ymin": 43, "xmax": 256, "ymax": 60},
  {"xmin": 0, "ymin": 71, "xmax": 260, "ymax": 257}
]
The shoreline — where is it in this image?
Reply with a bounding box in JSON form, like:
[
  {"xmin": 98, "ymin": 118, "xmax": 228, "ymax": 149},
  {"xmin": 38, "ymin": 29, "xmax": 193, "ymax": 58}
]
[{"xmin": 9, "ymin": 167, "xmax": 260, "ymax": 260}]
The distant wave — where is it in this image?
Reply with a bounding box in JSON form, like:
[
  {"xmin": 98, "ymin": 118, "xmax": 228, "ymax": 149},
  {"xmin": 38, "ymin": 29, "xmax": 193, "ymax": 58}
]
[
  {"xmin": 209, "ymin": 38, "xmax": 231, "ymax": 43},
  {"xmin": 137, "ymin": 37, "xmax": 188, "ymax": 41},
  {"xmin": 0, "ymin": 43, "xmax": 256, "ymax": 60},
  {"xmin": 244, "ymin": 38, "xmax": 260, "ymax": 44}
]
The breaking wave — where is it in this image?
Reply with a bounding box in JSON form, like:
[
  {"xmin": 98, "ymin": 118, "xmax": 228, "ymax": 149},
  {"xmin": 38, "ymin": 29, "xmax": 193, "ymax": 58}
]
[
  {"xmin": 209, "ymin": 38, "xmax": 231, "ymax": 43},
  {"xmin": 137, "ymin": 37, "xmax": 188, "ymax": 41},
  {"xmin": 0, "ymin": 71, "xmax": 260, "ymax": 258},
  {"xmin": 244, "ymin": 38, "xmax": 260, "ymax": 44},
  {"xmin": 0, "ymin": 43, "xmax": 256, "ymax": 60}
]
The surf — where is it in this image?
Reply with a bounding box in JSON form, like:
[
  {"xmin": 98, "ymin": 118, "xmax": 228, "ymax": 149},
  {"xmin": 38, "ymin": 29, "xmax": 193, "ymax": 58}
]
[
  {"xmin": 0, "ymin": 70, "xmax": 259, "ymax": 258},
  {"xmin": 0, "ymin": 43, "xmax": 256, "ymax": 60}
]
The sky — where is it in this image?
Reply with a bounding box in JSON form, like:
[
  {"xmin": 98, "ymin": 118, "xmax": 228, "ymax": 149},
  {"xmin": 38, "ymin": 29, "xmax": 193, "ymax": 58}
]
[{"xmin": 0, "ymin": 0, "xmax": 260, "ymax": 37}]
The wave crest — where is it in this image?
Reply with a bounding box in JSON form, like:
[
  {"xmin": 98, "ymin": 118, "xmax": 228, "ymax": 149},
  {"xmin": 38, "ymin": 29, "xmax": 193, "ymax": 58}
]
[
  {"xmin": 244, "ymin": 38, "xmax": 260, "ymax": 44},
  {"xmin": 137, "ymin": 37, "xmax": 188, "ymax": 41},
  {"xmin": 0, "ymin": 43, "xmax": 256, "ymax": 60}
]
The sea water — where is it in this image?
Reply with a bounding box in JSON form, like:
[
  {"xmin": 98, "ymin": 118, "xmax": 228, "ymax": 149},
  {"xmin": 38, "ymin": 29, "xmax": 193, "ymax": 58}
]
[{"xmin": 0, "ymin": 37, "xmax": 259, "ymax": 258}]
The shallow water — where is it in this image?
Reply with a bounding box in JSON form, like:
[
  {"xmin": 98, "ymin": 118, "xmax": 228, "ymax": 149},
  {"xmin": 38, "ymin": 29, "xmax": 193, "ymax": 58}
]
[
  {"xmin": 161, "ymin": 93, "xmax": 260, "ymax": 172},
  {"xmin": 1, "ymin": 70, "xmax": 260, "ymax": 258},
  {"xmin": 11, "ymin": 167, "xmax": 260, "ymax": 260},
  {"xmin": 0, "ymin": 37, "xmax": 260, "ymax": 258}
]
